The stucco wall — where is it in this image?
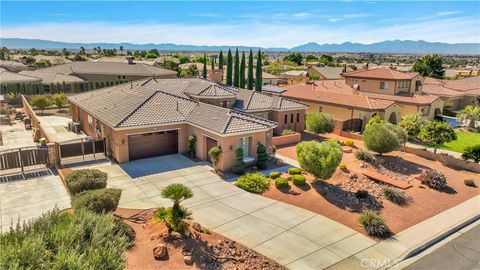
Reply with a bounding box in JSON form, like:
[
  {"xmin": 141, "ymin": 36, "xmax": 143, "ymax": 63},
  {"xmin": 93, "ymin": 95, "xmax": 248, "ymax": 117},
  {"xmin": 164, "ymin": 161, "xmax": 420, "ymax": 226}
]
[
  {"xmin": 270, "ymin": 109, "xmax": 305, "ymax": 135},
  {"xmin": 76, "ymin": 73, "xmax": 176, "ymax": 82},
  {"xmin": 345, "ymin": 77, "xmax": 397, "ymax": 95}
]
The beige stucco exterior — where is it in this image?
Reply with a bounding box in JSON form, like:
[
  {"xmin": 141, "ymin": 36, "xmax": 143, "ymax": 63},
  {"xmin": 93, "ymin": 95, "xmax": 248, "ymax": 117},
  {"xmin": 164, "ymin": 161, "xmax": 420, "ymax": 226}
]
[{"xmin": 270, "ymin": 109, "xmax": 306, "ymax": 135}]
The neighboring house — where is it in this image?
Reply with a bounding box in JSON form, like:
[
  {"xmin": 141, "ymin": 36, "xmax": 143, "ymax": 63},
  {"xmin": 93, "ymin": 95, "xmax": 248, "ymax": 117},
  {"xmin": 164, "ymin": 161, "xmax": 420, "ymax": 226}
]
[
  {"xmin": 67, "ymin": 77, "xmax": 307, "ymax": 171},
  {"xmin": 19, "ymin": 61, "xmax": 177, "ymax": 92},
  {"xmin": 221, "ymin": 69, "xmax": 280, "ymax": 86},
  {"xmin": 280, "ymin": 70, "xmax": 309, "ymax": 84},
  {"xmin": 307, "ymin": 66, "xmax": 351, "ymax": 80},
  {"xmin": 444, "ymin": 68, "xmax": 480, "ymax": 79},
  {"xmin": 423, "ymin": 77, "xmax": 480, "ymax": 110},
  {"xmin": 0, "ymin": 69, "xmax": 43, "ymax": 94},
  {"xmin": 281, "ymin": 68, "xmax": 443, "ymax": 132},
  {"xmin": 0, "ymin": 60, "xmax": 28, "ymax": 72}
]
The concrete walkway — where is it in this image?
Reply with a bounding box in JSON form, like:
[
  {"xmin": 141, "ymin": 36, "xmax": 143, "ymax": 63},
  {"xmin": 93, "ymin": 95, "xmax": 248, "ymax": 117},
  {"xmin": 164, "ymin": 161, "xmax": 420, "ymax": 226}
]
[
  {"xmin": 0, "ymin": 172, "xmax": 71, "ymax": 233},
  {"xmin": 79, "ymin": 154, "xmax": 376, "ymax": 269},
  {"xmin": 406, "ymin": 142, "xmax": 462, "ymax": 159}
]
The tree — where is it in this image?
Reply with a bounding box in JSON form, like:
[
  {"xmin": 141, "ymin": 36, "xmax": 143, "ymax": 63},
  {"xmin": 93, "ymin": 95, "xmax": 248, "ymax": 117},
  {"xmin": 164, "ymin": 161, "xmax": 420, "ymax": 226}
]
[
  {"xmin": 412, "ymin": 54, "xmax": 445, "ymax": 79},
  {"xmin": 239, "ymin": 51, "xmax": 246, "ymax": 88},
  {"xmin": 364, "ymin": 123, "xmax": 401, "ymax": 155},
  {"xmin": 187, "ymin": 135, "xmax": 196, "ymax": 158},
  {"xmin": 247, "ymin": 49, "xmax": 254, "ymax": 90},
  {"xmin": 156, "ymin": 184, "xmax": 193, "ymax": 234},
  {"xmin": 226, "ymin": 49, "xmax": 233, "ymax": 85},
  {"xmin": 202, "ymin": 53, "xmax": 207, "ymax": 79},
  {"xmin": 179, "ymin": 64, "xmax": 199, "ymax": 77},
  {"xmin": 319, "ymin": 54, "xmax": 333, "ymax": 65},
  {"xmin": 211, "ymin": 55, "xmax": 214, "ymax": 70},
  {"xmin": 119, "ymin": 45, "xmax": 124, "ymax": 54},
  {"xmin": 296, "ymin": 140, "xmax": 342, "ymax": 180},
  {"xmin": 418, "ymin": 121, "xmax": 457, "ymax": 153},
  {"xmin": 305, "ymin": 112, "xmax": 334, "ymax": 134},
  {"xmin": 144, "ymin": 52, "xmax": 158, "ymax": 59},
  {"xmin": 73, "ymin": 54, "xmax": 86, "ymax": 61},
  {"xmin": 398, "ymin": 114, "xmax": 425, "ymax": 139},
  {"xmin": 256, "ymin": 144, "xmax": 268, "ymax": 170},
  {"xmin": 233, "ymin": 48, "xmax": 240, "ymax": 87},
  {"xmin": 232, "ymin": 148, "xmax": 245, "ymax": 175},
  {"xmin": 255, "ymin": 49, "xmax": 263, "ymax": 91},
  {"xmin": 51, "ymin": 92, "xmax": 67, "ymax": 112},
  {"xmin": 385, "ymin": 123, "xmax": 408, "ymax": 145},
  {"xmin": 283, "ymin": 53, "xmax": 303, "ymax": 66},
  {"xmin": 457, "ymin": 105, "xmax": 480, "ymax": 129},
  {"xmin": 208, "ymin": 146, "xmax": 222, "ymax": 173},
  {"xmin": 306, "ymin": 54, "xmax": 318, "ymax": 62},
  {"xmin": 79, "ymin": 46, "xmax": 86, "ymax": 55},
  {"xmin": 462, "ymin": 145, "xmax": 480, "ymax": 163},
  {"xmin": 366, "ymin": 114, "xmax": 385, "ymax": 129},
  {"xmin": 218, "ymin": 50, "xmax": 224, "ymax": 69},
  {"xmin": 30, "ymin": 95, "xmax": 51, "ymax": 113}
]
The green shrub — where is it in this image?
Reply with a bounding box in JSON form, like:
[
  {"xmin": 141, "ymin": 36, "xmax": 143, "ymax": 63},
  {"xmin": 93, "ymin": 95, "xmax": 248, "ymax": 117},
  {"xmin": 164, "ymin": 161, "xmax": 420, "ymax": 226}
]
[
  {"xmin": 275, "ymin": 177, "xmax": 289, "ymax": 189},
  {"xmin": 235, "ymin": 172, "xmax": 269, "ymax": 193},
  {"xmin": 383, "ymin": 187, "xmax": 410, "ymax": 205},
  {"xmin": 65, "ymin": 169, "xmax": 107, "ymax": 195},
  {"xmin": 296, "ymin": 140, "xmax": 343, "ymax": 180},
  {"xmin": 464, "ymin": 179, "xmax": 477, "ymax": 188},
  {"xmin": 398, "ymin": 114, "xmax": 425, "ymax": 139},
  {"xmin": 208, "ymin": 146, "xmax": 222, "ymax": 173},
  {"xmin": 365, "ymin": 115, "xmax": 385, "ymax": 129},
  {"xmin": 358, "ymin": 210, "xmax": 390, "ymax": 238},
  {"xmin": 355, "ymin": 190, "xmax": 369, "ymax": 199},
  {"xmin": 72, "ymin": 188, "xmax": 122, "ymax": 214},
  {"xmin": 363, "ymin": 123, "xmax": 400, "ymax": 155},
  {"xmin": 417, "ymin": 169, "xmax": 447, "ymax": 190},
  {"xmin": 292, "ymin": 175, "xmax": 306, "ymax": 186},
  {"xmin": 155, "ymin": 184, "xmax": 193, "ymax": 234},
  {"xmin": 305, "ymin": 112, "xmax": 334, "ymax": 134},
  {"xmin": 269, "ymin": 171, "xmax": 281, "ymax": 179},
  {"xmin": 418, "ymin": 121, "xmax": 457, "ymax": 153},
  {"xmin": 30, "ymin": 95, "xmax": 51, "ymax": 113},
  {"xmin": 256, "ymin": 144, "xmax": 268, "ymax": 170},
  {"xmin": 288, "ymin": 167, "xmax": 302, "ymax": 175},
  {"xmin": 232, "ymin": 148, "xmax": 246, "ymax": 175},
  {"xmin": 281, "ymin": 129, "xmax": 296, "ymax": 135},
  {"xmin": 113, "ymin": 218, "xmax": 136, "ymax": 249},
  {"xmin": 343, "ymin": 139, "xmax": 355, "ymax": 147},
  {"xmin": 187, "ymin": 135, "xmax": 196, "ymax": 158},
  {"xmin": 462, "ymin": 144, "xmax": 480, "ymax": 163},
  {"xmin": 354, "ymin": 149, "xmax": 374, "ymax": 162},
  {"xmin": 0, "ymin": 209, "xmax": 129, "ymax": 269}
]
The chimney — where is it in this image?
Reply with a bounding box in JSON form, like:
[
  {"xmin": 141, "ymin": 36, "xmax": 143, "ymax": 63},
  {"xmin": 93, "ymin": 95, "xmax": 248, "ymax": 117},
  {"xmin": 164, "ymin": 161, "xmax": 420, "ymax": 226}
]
[
  {"xmin": 208, "ymin": 69, "xmax": 224, "ymax": 83},
  {"xmin": 126, "ymin": 56, "xmax": 134, "ymax": 65}
]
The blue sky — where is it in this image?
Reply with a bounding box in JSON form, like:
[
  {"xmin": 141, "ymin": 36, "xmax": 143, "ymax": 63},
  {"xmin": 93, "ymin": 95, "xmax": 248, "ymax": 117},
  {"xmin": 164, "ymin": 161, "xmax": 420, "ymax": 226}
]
[{"xmin": 1, "ymin": 1, "xmax": 479, "ymax": 47}]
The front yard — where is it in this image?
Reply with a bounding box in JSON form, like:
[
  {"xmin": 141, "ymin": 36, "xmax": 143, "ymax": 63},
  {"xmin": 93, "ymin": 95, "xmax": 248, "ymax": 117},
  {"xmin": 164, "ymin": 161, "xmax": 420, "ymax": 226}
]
[
  {"xmin": 270, "ymin": 136, "xmax": 480, "ymax": 237},
  {"xmin": 440, "ymin": 131, "xmax": 480, "ymax": 153}
]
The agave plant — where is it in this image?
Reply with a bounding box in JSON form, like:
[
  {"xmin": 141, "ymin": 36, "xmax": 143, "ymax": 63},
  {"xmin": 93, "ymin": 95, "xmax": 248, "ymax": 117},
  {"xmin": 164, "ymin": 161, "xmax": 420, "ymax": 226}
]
[{"xmin": 155, "ymin": 184, "xmax": 193, "ymax": 234}]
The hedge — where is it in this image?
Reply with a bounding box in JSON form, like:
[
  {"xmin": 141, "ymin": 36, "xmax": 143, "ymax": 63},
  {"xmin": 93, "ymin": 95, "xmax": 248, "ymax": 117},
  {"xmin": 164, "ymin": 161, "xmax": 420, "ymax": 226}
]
[
  {"xmin": 65, "ymin": 169, "xmax": 107, "ymax": 195},
  {"xmin": 72, "ymin": 188, "xmax": 122, "ymax": 214},
  {"xmin": 292, "ymin": 175, "xmax": 306, "ymax": 186},
  {"xmin": 287, "ymin": 167, "xmax": 302, "ymax": 175},
  {"xmin": 275, "ymin": 178, "xmax": 289, "ymax": 189}
]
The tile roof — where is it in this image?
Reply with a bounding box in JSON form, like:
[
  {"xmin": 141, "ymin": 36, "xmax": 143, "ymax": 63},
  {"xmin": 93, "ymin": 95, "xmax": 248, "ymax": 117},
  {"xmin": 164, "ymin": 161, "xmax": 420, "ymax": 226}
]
[
  {"xmin": 234, "ymin": 88, "xmax": 307, "ymax": 111},
  {"xmin": 0, "ymin": 70, "xmax": 42, "ymax": 83},
  {"xmin": 68, "ymin": 78, "xmax": 276, "ymax": 134},
  {"xmin": 20, "ymin": 70, "xmax": 85, "ymax": 84},
  {"xmin": 423, "ymin": 77, "xmax": 480, "ymax": 98},
  {"xmin": 282, "ymin": 70, "xmax": 308, "ymax": 76},
  {"xmin": 342, "ymin": 68, "xmax": 419, "ymax": 80},
  {"xmin": 310, "ymin": 66, "xmax": 351, "ymax": 79}
]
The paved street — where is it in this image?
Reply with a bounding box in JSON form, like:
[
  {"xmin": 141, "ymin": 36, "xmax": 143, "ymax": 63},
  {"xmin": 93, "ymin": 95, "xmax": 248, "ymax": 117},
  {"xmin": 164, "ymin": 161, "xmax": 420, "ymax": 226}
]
[
  {"xmin": 0, "ymin": 171, "xmax": 71, "ymax": 233},
  {"xmin": 80, "ymin": 154, "xmax": 376, "ymax": 269},
  {"xmin": 404, "ymin": 224, "xmax": 480, "ymax": 270}
]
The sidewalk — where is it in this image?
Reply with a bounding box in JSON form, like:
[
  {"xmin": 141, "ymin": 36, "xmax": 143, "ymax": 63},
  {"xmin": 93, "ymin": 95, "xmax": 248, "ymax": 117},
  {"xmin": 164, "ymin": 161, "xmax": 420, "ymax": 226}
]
[
  {"xmin": 406, "ymin": 142, "xmax": 462, "ymax": 159},
  {"xmin": 327, "ymin": 195, "xmax": 480, "ymax": 270}
]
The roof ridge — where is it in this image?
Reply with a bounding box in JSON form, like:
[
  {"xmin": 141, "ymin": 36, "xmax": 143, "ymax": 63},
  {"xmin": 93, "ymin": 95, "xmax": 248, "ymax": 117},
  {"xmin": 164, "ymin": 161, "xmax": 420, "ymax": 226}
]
[
  {"xmin": 115, "ymin": 90, "xmax": 159, "ymax": 128},
  {"xmin": 245, "ymin": 89, "xmax": 255, "ymax": 109},
  {"xmin": 365, "ymin": 96, "xmax": 373, "ymax": 109}
]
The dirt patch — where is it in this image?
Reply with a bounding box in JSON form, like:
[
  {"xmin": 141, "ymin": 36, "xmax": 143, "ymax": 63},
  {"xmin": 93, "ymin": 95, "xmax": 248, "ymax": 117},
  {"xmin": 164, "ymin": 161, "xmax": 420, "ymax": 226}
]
[
  {"xmin": 273, "ymin": 136, "xmax": 480, "ymax": 237},
  {"xmin": 116, "ymin": 208, "xmax": 285, "ymax": 270}
]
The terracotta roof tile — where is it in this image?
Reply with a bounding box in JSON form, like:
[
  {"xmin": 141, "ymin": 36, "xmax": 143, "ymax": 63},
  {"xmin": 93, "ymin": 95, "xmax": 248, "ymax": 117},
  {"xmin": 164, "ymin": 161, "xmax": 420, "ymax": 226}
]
[{"xmin": 342, "ymin": 68, "xmax": 418, "ymax": 80}]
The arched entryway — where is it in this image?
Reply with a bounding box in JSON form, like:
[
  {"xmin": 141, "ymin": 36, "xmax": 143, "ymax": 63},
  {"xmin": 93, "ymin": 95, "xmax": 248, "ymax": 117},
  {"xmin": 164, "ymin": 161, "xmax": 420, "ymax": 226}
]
[{"xmin": 388, "ymin": 112, "xmax": 397, "ymax": 124}]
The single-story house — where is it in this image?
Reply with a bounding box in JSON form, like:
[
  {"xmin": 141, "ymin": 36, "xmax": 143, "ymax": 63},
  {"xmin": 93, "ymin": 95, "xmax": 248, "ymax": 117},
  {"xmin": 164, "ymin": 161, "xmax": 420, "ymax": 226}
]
[
  {"xmin": 0, "ymin": 69, "xmax": 44, "ymax": 94},
  {"xmin": 307, "ymin": 66, "xmax": 352, "ymax": 80},
  {"xmin": 280, "ymin": 70, "xmax": 309, "ymax": 84},
  {"xmin": 423, "ymin": 77, "xmax": 480, "ymax": 110}
]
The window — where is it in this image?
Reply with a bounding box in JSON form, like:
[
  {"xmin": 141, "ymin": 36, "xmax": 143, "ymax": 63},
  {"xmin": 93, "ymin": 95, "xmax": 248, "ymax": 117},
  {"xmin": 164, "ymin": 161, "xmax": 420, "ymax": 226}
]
[
  {"xmin": 380, "ymin": 82, "xmax": 389, "ymax": 90},
  {"xmin": 319, "ymin": 106, "xmax": 323, "ymax": 112},
  {"xmin": 290, "ymin": 114, "xmax": 294, "ymax": 123},
  {"xmin": 237, "ymin": 137, "xmax": 250, "ymax": 157},
  {"xmin": 117, "ymin": 75, "xmax": 121, "ymax": 79},
  {"xmin": 87, "ymin": 115, "xmax": 94, "ymax": 131},
  {"xmin": 222, "ymin": 100, "xmax": 228, "ymax": 108},
  {"xmin": 284, "ymin": 115, "xmax": 288, "ymax": 124},
  {"xmin": 122, "ymin": 75, "xmax": 126, "ymax": 79},
  {"xmin": 296, "ymin": 113, "xmax": 300, "ymax": 122}
]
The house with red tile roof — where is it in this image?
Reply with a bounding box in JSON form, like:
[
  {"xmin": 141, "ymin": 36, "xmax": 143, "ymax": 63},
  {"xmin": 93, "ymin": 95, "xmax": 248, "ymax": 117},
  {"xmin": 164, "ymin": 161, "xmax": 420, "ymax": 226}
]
[
  {"xmin": 423, "ymin": 77, "xmax": 480, "ymax": 110},
  {"xmin": 279, "ymin": 68, "xmax": 443, "ymax": 132}
]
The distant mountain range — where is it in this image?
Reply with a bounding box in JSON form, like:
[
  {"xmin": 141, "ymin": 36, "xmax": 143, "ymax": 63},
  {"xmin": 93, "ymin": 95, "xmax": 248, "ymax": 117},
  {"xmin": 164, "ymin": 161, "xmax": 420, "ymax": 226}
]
[{"xmin": 1, "ymin": 38, "xmax": 479, "ymax": 55}]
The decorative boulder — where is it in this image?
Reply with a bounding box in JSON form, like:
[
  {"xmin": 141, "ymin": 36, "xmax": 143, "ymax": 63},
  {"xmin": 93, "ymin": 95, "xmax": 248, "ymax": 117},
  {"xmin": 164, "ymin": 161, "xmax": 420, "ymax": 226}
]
[
  {"xmin": 184, "ymin": 255, "xmax": 193, "ymax": 265},
  {"xmin": 153, "ymin": 243, "xmax": 168, "ymax": 260},
  {"xmin": 192, "ymin": 221, "xmax": 202, "ymax": 232}
]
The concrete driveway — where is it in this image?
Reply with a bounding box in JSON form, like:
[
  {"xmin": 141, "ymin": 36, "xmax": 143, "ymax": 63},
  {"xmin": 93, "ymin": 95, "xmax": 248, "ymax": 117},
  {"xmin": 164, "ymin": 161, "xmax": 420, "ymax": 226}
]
[
  {"xmin": 0, "ymin": 171, "xmax": 71, "ymax": 233},
  {"xmin": 81, "ymin": 154, "xmax": 375, "ymax": 269}
]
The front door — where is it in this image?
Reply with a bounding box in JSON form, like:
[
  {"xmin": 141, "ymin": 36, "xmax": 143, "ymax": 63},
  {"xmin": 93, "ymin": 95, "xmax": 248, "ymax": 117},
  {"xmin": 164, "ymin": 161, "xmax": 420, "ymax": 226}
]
[{"xmin": 205, "ymin": 137, "xmax": 217, "ymax": 163}]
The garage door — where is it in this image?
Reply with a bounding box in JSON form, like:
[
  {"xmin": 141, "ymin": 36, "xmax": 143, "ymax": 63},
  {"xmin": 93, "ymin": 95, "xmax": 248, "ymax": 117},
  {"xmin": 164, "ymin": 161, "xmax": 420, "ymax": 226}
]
[{"xmin": 128, "ymin": 130, "xmax": 178, "ymax": 161}]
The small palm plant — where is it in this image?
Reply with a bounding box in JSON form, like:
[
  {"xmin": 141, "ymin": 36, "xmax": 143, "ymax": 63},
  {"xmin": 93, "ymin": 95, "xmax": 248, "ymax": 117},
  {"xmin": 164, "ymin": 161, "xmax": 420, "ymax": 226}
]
[
  {"xmin": 458, "ymin": 105, "xmax": 480, "ymax": 130},
  {"xmin": 154, "ymin": 184, "xmax": 193, "ymax": 234}
]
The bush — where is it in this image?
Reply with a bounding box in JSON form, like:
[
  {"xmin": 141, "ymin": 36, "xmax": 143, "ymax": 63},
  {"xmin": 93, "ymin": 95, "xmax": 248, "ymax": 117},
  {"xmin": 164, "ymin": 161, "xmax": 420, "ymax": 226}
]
[
  {"xmin": 288, "ymin": 167, "xmax": 302, "ymax": 175},
  {"xmin": 354, "ymin": 149, "xmax": 373, "ymax": 162},
  {"xmin": 363, "ymin": 123, "xmax": 400, "ymax": 155},
  {"xmin": 296, "ymin": 140, "xmax": 343, "ymax": 180},
  {"xmin": 365, "ymin": 115, "xmax": 385, "ymax": 129},
  {"xmin": 269, "ymin": 171, "xmax": 281, "ymax": 179},
  {"xmin": 343, "ymin": 139, "xmax": 354, "ymax": 147},
  {"xmin": 464, "ymin": 179, "xmax": 477, "ymax": 187},
  {"xmin": 305, "ymin": 112, "xmax": 334, "ymax": 134},
  {"xmin": 418, "ymin": 121, "xmax": 457, "ymax": 153},
  {"xmin": 0, "ymin": 209, "xmax": 129, "ymax": 269},
  {"xmin": 355, "ymin": 190, "xmax": 369, "ymax": 199},
  {"xmin": 232, "ymin": 148, "xmax": 246, "ymax": 175},
  {"xmin": 281, "ymin": 129, "xmax": 296, "ymax": 135},
  {"xmin": 358, "ymin": 210, "xmax": 390, "ymax": 237},
  {"xmin": 51, "ymin": 92, "xmax": 67, "ymax": 111},
  {"xmin": 328, "ymin": 138, "xmax": 341, "ymax": 145},
  {"xmin": 208, "ymin": 146, "xmax": 222, "ymax": 173},
  {"xmin": 256, "ymin": 144, "xmax": 268, "ymax": 170},
  {"xmin": 275, "ymin": 177, "xmax": 289, "ymax": 189},
  {"xmin": 417, "ymin": 169, "xmax": 447, "ymax": 190},
  {"xmin": 155, "ymin": 184, "xmax": 193, "ymax": 234},
  {"xmin": 113, "ymin": 218, "xmax": 136, "ymax": 249},
  {"xmin": 292, "ymin": 175, "xmax": 306, "ymax": 186},
  {"xmin": 65, "ymin": 169, "xmax": 107, "ymax": 195},
  {"xmin": 30, "ymin": 95, "xmax": 51, "ymax": 113},
  {"xmin": 399, "ymin": 114, "xmax": 425, "ymax": 139},
  {"xmin": 72, "ymin": 188, "xmax": 122, "ymax": 214},
  {"xmin": 235, "ymin": 172, "xmax": 269, "ymax": 193},
  {"xmin": 339, "ymin": 164, "xmax": 348, "ymax": 172},
  {"xmin": 187, "ymin": 135, "xmax": 196, "ymax": 158},
  {"xmin": 383, "ymin": 187, "xmax": 410, "ymax": 205},
  {"xmin": 462, "ymin": 144, "xmax": 480, "ymax": 163},
  {"xmin": 144, "ymin": 52, "xmax": 158, "ymax": 59}
]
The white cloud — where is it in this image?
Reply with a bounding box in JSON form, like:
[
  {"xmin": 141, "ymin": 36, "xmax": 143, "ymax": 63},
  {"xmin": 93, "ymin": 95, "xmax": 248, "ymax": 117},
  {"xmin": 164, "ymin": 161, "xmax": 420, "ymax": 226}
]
[
  {"xmin": 1, "ymin": 16, "xmax": 479, "ymax": 47},
  {"xmin": 328, "ymin": 13, "xmax": 370, "ymax": 23},
  {"xmin": 436, "ymin": 11, "xmax": 462, "ymax": 16}
]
